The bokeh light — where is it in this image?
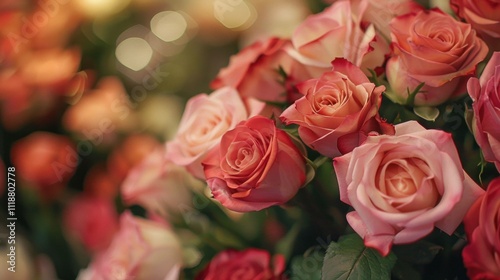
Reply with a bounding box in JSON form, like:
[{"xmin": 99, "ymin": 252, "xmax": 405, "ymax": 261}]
[
  {"xmin": 115, "ymin": 37, "xmax": 153, "ymax": 71},
  {"xmin": 150, "ymin": 11, "xmax": 188, "ymax": 42}
]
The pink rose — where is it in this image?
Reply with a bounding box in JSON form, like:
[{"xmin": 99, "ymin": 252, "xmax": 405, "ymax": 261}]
[
  {"xmin": 334, "ymin": 121, "xmax": 484, "ymax": 256},
  {"xmin": 463, "ymin": 178, "xmax": 500, "ymax": 279},
  {"xmin": 286, "ymin": 0, "xmax": 389, "ymax": 77},
  {"xmin": 195, "ymin": 248, "xmax": 286, "ymax": 280},
  {"xmin": 468, "ymin": 52, "xmax": 500, "ymax": 171},
  {"xmin": 77, "ymin": 211, "xmax": 183, "ymax": 280},
  {"xmin": 203, "ymin": 116, "xmax": 306, "ymax": 212},
  {"xmin": 451, "ymin": 0, "xmax": 500, "ymax": 50},
  {"xmin": 211, "ymin": 37, "xmax": 310, "ymax": 103},
  {"xmin": 63, "ymin": 195, "xmax": 119, "ymax": 253},
  {"xmin": 353, "ymin": 0, "xmax": 422, "ymax": 39},
  {"xmin": 166, "ymin": 87, "xmax": 264, "ymax": 179},
  {"xmin": 386, "ymin": 9, "xmax": 489, "ymax": 106},
  {"xmin": 121, "ymin": 147, "xmax": 196, "ymax": 217},
  {"xmin": 280, "ymin": 58, "xmax": 394, "ymax": 158}
]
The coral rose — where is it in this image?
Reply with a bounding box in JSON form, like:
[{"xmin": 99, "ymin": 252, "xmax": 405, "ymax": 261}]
[
  {"xmin": 468, "ymin": 52, "xmax": 500, "ymax": 171},
  {"xmin": 286, "ymin": 0, "xmax": 389, "ymax": 77},
  {"xmin": 166, "ymin": 87, "xmax": 264, "ymax": 179},
  {"xmin": 463, "ymin": 178, "xmax": 500, "ymax": 279},
  {"xmin": 386, "ymin": 9, "xmax": 488, "ymax": 106},
  {"xmin": 203, "ymin": 116, "xmax": 306, "ymax": 212},
  {"xmin": 211, "ymin": 37, "xmax": 310, "ymax": 103},
  {"xmin": 334, "ymin": 121, "xmax": 484, "ymax": 256},
  {"xmin": 196, "ymin": 248, "xmax": 286, "ymax": 280},
  {"xmin": 280, "ymin": 58, "xmax": 394, "ymax": 158},
  {"xmin": 451, "ymin": 0, "xmax": 500, "ymax": 50}
]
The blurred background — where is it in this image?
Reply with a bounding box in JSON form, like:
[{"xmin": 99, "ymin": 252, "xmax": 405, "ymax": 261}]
[{"xmin": 0, "ymin": 0, "xmax": 323, "ymax": 279}]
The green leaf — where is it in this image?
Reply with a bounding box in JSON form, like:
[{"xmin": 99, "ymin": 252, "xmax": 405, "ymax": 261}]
[
  {"xmin": 392, "ymin": 240, "xmax": 442, "ymax": 265},
  {"xmin": 413, "ymin": 106, "xmax": 439, "ymax": 121},
  {"xmin": 290, "ymin": 247, "xmax": 324, "ymax": 280},
  {"xmin": 321, "ymin": 234, "xmax": 397, "ymax": 280}
]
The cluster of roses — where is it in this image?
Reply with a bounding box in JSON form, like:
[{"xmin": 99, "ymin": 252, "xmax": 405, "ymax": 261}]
[{"xmin": 78, "ymin": 0, "xmax": 500, "ymax": 279}]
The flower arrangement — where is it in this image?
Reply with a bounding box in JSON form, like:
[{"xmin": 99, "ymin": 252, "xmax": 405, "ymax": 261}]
[{"xmin": 3, "ymin": 0, "xmax": 500, "ymax": 279}]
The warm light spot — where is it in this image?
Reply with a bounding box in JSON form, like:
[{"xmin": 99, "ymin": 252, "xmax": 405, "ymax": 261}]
[
  {"xmin": 115, "ymin": 38, "xmax": 153, "ymax": 71},
  {"xmin": 151, "ymin": 11, "xmax": 188, "ymax": 42},
  {"xmin": 75, "ymin": 0, "xmax": 130, "ymax": 18},
  {"xmin": 213, "ymin": 0, "xmax": 256, "ymax": 30}
]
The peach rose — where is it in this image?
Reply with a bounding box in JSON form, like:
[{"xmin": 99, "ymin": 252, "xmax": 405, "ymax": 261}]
[
  {"xmin": 286, "ymin": 0, "xmax": 389, "ymax": 77},
  {"xmin": 166, "ymin": 87, "xmax": 264, "ymax": 179},
  {"xmin": 468, "ymin": 52, "xmax": 500, "ymax": 171},
  {"xmin": 353, "ymin": 0, "xmax": 422, "ymax": 40},
  {"xmin": 77, "ymin": 211, "xmax": 183, "ymax": 280},
  {"xmin": 196, "ymin": 249, "xmax": 286, "ymax": 280},
  {"xmin": 121, "ymin": 147, "xmax": 196, "ymax": 218},
  {"xmin": 211, "ymin": 37, "xmax": 310, "ymax": 103},
  {"xmin": 386, "ymin": 9, "xmax": 488, "ymax": 106},
  {"xmin": 334, "ymin": 121, "xmax": 484, "ymax": 256},
  {"xmin": 451, "ymin": 0, "xmax": 500, "ymax": 50},
  {"xmin": 463, "ymin": 178, "xmax": 500, "ymax": 279},
  {"xmin": 203, "ymin": 116, "xmax": 306, "ymax": 212},
  {"xmin": 63, "ymin": 195, "xmax": 118, "ymax": 253},
  {"xmin": 11, "ymin": 132, "xmax": 76, "ymax": 201},
  {"xmin": 280, "ymin": 58, "xmax": 394, "ymax": 158}
]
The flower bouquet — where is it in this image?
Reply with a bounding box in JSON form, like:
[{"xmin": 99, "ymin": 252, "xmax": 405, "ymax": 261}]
[
  {"xmin": 3, "ymin": 0, "xmax": 500, "ymax": 279},
  {"xmin": 0, "ymin": 0, "xmax": 500, "ymax": 280}
]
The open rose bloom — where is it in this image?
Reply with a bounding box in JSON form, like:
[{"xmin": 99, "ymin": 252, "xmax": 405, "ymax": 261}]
[
  {"xmin": 386, "ymin": 8, "xmax": 488, "ymax": 106},
  {"xmin": 281, "ymin": 58, "xmax": 394, "ymax": 157},
  {"xmin": 334, "ymin": 121, "xmax": 484, "ymax": 256},
  {"xmin": 203, "ymin": 116, "xmax": 306, "ymax": 212}
]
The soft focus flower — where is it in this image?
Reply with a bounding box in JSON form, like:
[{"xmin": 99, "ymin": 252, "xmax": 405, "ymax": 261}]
[
  {"xmin": 385, "ymin": 9, "xmax": 488, "ymax": 106},
  {"xmin": 334, "ymin": 121, "xmax": 484, "ymax": 256},
  {"xmin": 63, "ymin": 195, "xmax": 119, "ymax": 253},
  {"xmin": 122, "ymin": 147, "xmax": 196, "ymax": 218},
  {"xmin": 195, "ymin": 248, "xmax": 286, "ymax": 280},
  {"xmin": 203, "ymin": 116, "xmax": 306, "ymax": 212},
  {"xmin": 166, "ymin": 87, "xmax": 264, "ymax": 179},
  {"xmin": 211, "ymin": 37, "xmax": 310, "ymax": 103},
  {"xmin": 77, "ymin": 211, "xmax": 183, "ymax": 280},
  {"xmin": 62, "ymin": 77, "xmax": 137, "ymax": 144},
  {"xmin": 451, "ymin": 0, "xmax": 500, "ymax": 50},
  {"xmin": 468, "ymin": 52, "xmax": 500, "ymax": 171},
  {"xmin": 11, "ymin": 132, "xmax": 76, "ymax": 201},
  {"xmin": 0, "ymin": 48, "xmax": 82, "ymax": 130},
  {"xmin": 83, "ymin": 164, "xmax": 120, "ymax": 200},
  {"xmin": 463, "ymin": 178, "xmax": 500, "ymax": 279},
  {"xmin": 107, "ymin": 133, "xmax": 161, "ymax": 184},
  {"xmin": 280, "ymin": 58, "xmax": 394, "ymax": 157},
  {"xmin": 286, "ymin": 0, "xmax": 390, "ymax": 77}
]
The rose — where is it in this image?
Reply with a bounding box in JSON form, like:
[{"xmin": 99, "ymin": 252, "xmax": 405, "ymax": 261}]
[
  {"xmin": 77, "ymin": 211, "xmax": 183, "ymax": 280},
  {"xmin": 385, "ymin": 9, "xmax": 488, "ymax": 106},
  {"xmin": 121, "ymin": 147, "xmax": 200, "ymax": 218},
  {"xmin": 202, "ymin": 116, "xmax": 306, "ymax": 212},
  {"xmin": 463, "ymin": 178, "xmax": 500, "ymax": 279},
  {"xmin": 211, "ymin": 37, "xmax": 310, "ymax": 103},
  {"xmin": 353, "ymin": 0, "xmax": 422, "ymax": 39},
  {"xmin": 166, "ymin": 87, "xmax": 264, "ymax": 179},
  {"xmin": 195, "ymin": 248, "xmax": 286, "ymax": 280},
  {"xmin": 468, "ymin": 52, "xmax": 500, "ymax": 171},
  {"xmin": 333, "ymin": 121, "xmax": 484, "ymax": 256},
  {"xmin": 10, "ymin": 132, "xmax": 76, "ymax": 201},
  {"xmin": 280, "ymin": 58, "xmax": 394, "ymax": 158},
  {"xmin": 286, "ymin": 0, "xmax": 389, "ymax": 77},
  {"xmin": 63, "ymin": 195, "xmax": 119, "ymax": 253},
  {"xmin": 451, "ymin": 0, "xmax": 500, "ymax": 50}
]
